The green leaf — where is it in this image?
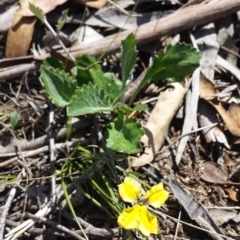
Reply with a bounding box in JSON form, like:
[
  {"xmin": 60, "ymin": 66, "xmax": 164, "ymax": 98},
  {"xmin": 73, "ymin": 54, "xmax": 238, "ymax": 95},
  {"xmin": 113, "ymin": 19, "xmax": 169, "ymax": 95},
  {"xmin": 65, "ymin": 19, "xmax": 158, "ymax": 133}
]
[
  {"xmin": 121, "ymin": 33, "xmax": 138, "ymax": 85},
  {"xmin": 118, "ymin": 105, "xmax": 134, "ymax": 114},
  {"xmin": 119, "ymin": 104, "xmax": 148, "ymax": 114},
  {"xmin": 43, "ymin": 57, "xmax": 65, "ymax": 71},
  {"xmin": 105, "ymin": 116, "xmax": 144, "ymax": 154},
  {"xmin": 10, "ymin": 110, "xmax": 20, "ymax": 129},
  {"xmin": 100, "ymin": 72, "xmax": 122, "ymax": 101},
  {"xmin": 89, "ymin": 69, "xmax": 117, "ymax": 97},
  {"xmin": 144, "ymin": 43, "xmax": 200, "ymax": 82},
  {"xmin": 75, "ymin": 54, "xmax": 98, "ymax": 69},
  {"xmin": 41, "ymin": 66, "xmax": 77, "ymax": 107},
  {"xmin": 73, "ymin": 55, "xmax": 100, "ymax": 86},
  {"xmin": 67, "ymin": 83, "xmax": 114, "ymax": 116},
  {"xmin": 73, "ymin": 55, "xmax": 122, "ymax": 101},
  {"xmin": 133, "ymin": 104, "xmax": 148, "ymax": 111},
  {"xmin": 128, "ymin": 43, "xmax": 200, "ymax": 106},
  {"xmin": 29, "ymin": 2, "xmax": 45, "ymax": 22},
  {"xmin": 56, "ymin": 9, "xmax": 68, "ymax": 33},
  {"xmin": 71, "ymin": 66, "xmax": 92, "ymax": 86}
]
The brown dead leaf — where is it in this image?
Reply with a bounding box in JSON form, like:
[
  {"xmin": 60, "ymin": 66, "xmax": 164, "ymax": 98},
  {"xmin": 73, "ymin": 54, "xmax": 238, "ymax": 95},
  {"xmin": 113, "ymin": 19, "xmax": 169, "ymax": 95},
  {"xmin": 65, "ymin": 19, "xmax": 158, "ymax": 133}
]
[
  {"xmin": 199, "ymin": 74, "xmax": 216, "ymax": 100},
  {"xmin": 200, "ymin": 161, "xmax": 229, "ymax": 184},
  {"xmin": 225, "ymin": 188, "xmax": 240, "ymax": 202},
  {"xmin": 228, "ymin": 103, "xmax": 240, "ymax": 125},
  {"xmin": 208, "ymin": 209, "xmax": 238, "ymax": 224},
  {"xmin": 6, "ymin": 15, "xmax": 36, "ymax": 58},
  {"xmin": 17, "ymin": 0, "xmax": 68, "ymax": 16},
  {"xmin": 6, "ymin": 0, "xmax": 69, "ymax": 57},
  {"xmin": 75, "ymin": 0, "xmax": 107, "ymax": 9},
  {"xmin": 213, "ymin": 103, "xmax": 240, "ymax": 137},
  {"xmin": 132, "ymin": 83, "xmax": 187, "ymax": 167},
  {"xmin": 200, "ymin": 161, "xmax": 240, "ymax": 186},
  {"xmin": 200, "ymin": 75, "xmax": 240, "ymax": 137},
  {"xmin": 198, "ymin": 100, "xmax": 230, "ymax": 148}
]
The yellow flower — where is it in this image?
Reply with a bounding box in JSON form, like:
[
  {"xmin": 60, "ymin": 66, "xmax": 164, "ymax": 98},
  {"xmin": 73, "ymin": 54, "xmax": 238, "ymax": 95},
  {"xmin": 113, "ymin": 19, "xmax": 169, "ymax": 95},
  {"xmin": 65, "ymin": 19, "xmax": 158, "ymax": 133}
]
[
  {"xmin": 117, "ymin": 177, "xmax": 169, "ymax": 236},
  {"xmin": 118, "ymin": 177, "xmax": 142, "ymax": 203},
  {"xmin": 118, "ymin": 204, "xmax": 158, "ymax": 237},
  {"xmin": 117, "ymin": 204, "xmax": 141, "ymax": 230},
  {"xmin": 138, "ymin": 205, "xmax": 158, "ymax": 236},
  {"xmin": 141, "ymin": 182, "xmax": 169, "ymax": 208}
]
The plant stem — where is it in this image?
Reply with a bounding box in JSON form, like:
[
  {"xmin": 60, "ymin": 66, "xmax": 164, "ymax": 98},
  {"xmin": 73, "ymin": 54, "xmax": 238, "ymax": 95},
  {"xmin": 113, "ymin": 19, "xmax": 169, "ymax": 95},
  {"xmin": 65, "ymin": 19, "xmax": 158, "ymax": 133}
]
[{"xmin": 43, "ymin": 18, "xmax": 75, "ymax": 62}]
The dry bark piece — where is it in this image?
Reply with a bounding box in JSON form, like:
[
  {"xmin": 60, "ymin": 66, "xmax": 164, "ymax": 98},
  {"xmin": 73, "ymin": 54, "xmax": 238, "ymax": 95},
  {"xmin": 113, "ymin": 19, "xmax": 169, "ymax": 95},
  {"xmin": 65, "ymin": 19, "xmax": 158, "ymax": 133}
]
[
  {"xmin": 175, "ymin": 68, "xmax": 200, "ymax": 165},
  {"xmin": 132, "ymin": 83, "xmax": 187, "ymax": 167},
  {"xmin": 216, "ymin": 15, "xmax": 238, "ymax": 67},
  {"xmin": 194, "ymin": 23, "xmax": 219, "ymax": 81},
  {"xmin": 79, "ymin": 5, "xmax": 170, "ymax": 30}
]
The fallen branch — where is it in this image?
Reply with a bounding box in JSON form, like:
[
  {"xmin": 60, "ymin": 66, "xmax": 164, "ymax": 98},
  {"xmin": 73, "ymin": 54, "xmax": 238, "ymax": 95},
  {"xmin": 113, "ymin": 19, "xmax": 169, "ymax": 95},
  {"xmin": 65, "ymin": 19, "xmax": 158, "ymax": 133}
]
[
  {"xmin": 1, "ymin": 0, "xmax": 240, "ymax": 80},
  {"xmin": 66, "ymin": 0, "xmax": 240, "ymax": 58}
]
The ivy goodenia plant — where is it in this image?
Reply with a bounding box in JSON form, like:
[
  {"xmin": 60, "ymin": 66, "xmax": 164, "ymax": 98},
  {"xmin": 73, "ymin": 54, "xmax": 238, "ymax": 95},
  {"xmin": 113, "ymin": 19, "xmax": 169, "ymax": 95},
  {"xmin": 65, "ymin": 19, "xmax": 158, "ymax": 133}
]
[{"xmin": 40, "ymin": 34, "xmax": 200, "ymax": 154}]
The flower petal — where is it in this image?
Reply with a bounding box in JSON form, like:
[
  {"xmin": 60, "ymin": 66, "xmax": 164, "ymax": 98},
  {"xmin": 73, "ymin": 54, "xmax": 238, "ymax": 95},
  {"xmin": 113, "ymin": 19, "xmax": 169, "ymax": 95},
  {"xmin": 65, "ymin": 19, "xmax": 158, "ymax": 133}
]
[
  {"xmin": 117, "ymin": 204, "xmax": 141, "ymax": 230},
  {"xmin": 118, "ymin": 177, "xmax": 142, "ymax": 203},
  {"xmin": 138, "ymin": 205, "xmax": 158, "ymax": 236},
  {"xmin": 142, "ymin": 182, "xmax": 169, "ymax": 208}
]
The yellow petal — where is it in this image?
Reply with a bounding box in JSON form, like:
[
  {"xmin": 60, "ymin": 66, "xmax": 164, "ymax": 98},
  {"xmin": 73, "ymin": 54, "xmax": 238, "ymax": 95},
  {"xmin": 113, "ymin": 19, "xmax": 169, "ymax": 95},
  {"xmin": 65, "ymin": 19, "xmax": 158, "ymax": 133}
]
[
  {"xmin": 138, "ymin": 205, "xmax": 158, "ymax": 236},
  {"xmin": 117, "ymin": 204, "xmax": 141, "ymax": 230},
  {"xmin": 142, "ymin": 182, "xmax": 169, "ymax": 208},
  {"xmin": 118, "ymin": 177, "xmax": 142, "ymax": 203}
]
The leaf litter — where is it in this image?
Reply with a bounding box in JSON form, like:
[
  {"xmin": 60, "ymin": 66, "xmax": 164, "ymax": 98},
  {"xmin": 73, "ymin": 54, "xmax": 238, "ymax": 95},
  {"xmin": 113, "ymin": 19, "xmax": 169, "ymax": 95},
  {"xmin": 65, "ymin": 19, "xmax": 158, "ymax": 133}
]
[{"xmin": 1, "ymin": 0, "xmax": 240, "ymax": 239}]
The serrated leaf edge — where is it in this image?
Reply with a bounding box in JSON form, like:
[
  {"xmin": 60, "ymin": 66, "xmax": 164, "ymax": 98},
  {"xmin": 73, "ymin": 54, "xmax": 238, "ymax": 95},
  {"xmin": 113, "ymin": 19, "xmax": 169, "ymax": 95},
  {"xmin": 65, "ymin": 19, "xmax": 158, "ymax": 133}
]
[
  {"xmin": 67, "ymin": 83, "xmax": 114, "ymax": 116},
  {"xmin": 40, "ymin": 66, "xmax": 76, "ymax": 107}
]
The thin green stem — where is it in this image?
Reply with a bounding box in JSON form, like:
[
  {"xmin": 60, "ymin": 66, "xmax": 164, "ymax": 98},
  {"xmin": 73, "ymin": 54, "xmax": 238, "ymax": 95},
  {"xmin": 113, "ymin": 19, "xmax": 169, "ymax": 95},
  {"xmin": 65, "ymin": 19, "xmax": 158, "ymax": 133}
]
[
  {"xmin": 43, "ymin": 17, "xmax": 75, "ymax": 62},
  {"xmin": 128, "ymin": 80, "xmax": 146, "ymax": 106},
  {"xmin": 66, "ymin": 116, "xmax": 72, "ymax": 140},
  {"xmin": 61, "ymin": 174, "xmax": 89, "ymax": 240}
]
